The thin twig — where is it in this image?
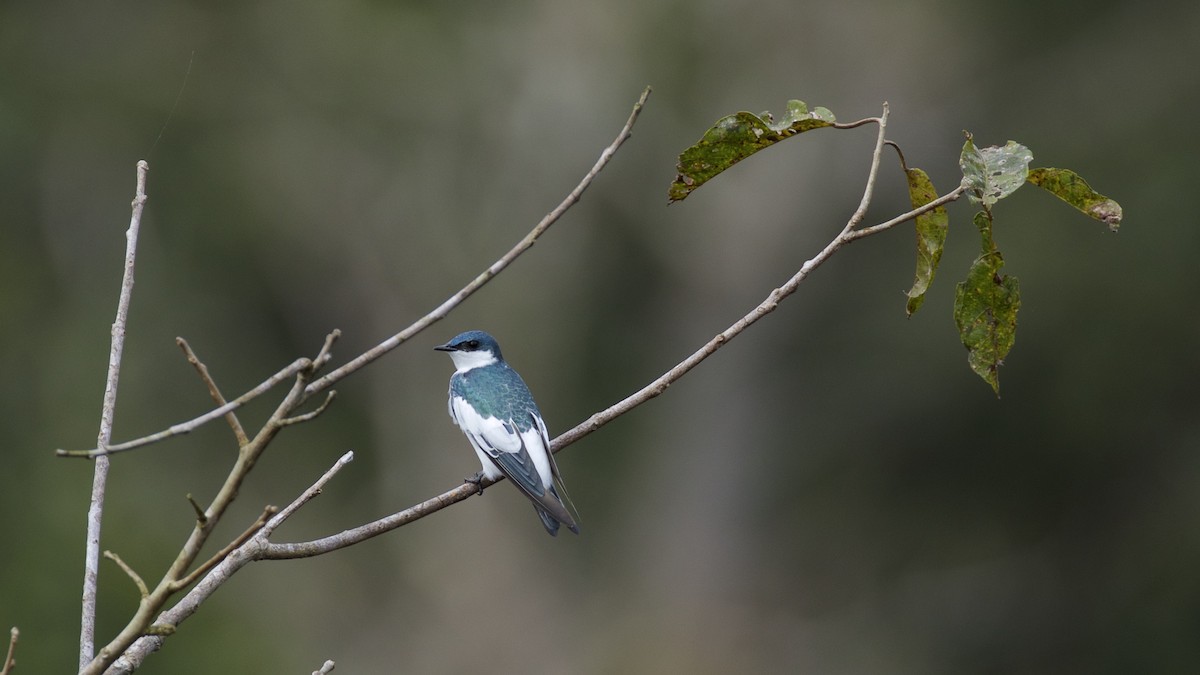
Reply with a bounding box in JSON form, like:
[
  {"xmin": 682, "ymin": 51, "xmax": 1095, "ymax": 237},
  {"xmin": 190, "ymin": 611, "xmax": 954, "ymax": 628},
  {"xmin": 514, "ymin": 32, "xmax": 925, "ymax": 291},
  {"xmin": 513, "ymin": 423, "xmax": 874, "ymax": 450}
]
[
  {"xmin": 885, "ymin": 139, "xmax": 908, "ymax": 171},
  {"xmin": 1, "ymin": 627, "xmax": 18, "ymax": 675},
  {"xmin": 846, "ymin": 104, "xmax": 889, "ymax": 231},
  {"xmin": 262, "ymin": 477, "xmax": 485, "ymax": 559},
  {"xmin": 186, "ymin": 494, "xmax": 208, "ymax": 525},
  {"xmin": 847, "ymin": 185, "xmax": 966, "ymax": 241},
  {"xmin": 104, "ymin": 551, "xmax": 150, "ymax": 598},
  {"xmin": 57, "ymin": 357, "xmax": 311, "ymax": 458},
  {"xmin": 279, "ymin": 391, "xmax": 337, "ymax": 427},
  {"xmin": 832, "ymin": 116, "xmax": 881, "ymax": 130},
  {"xmin": 259, "ymin": 451, "xmax": 355, "ymax": 539},
  {"xmin": 313, "ymin": 329, "xmax": 341, "ymax": 370},
  {"xmin": 303, "ymin": 86, "xmax": 653, "ymax": 398},
  {"xmin": 170, "ymin": 506, "xmax": 278, "ymax": 592},
  {"xmin": 177, "ymin": 337, "xmax": 248, "ymax": 446},
  {"xmin": 79, "ymin": 160, "xmax": 149, "ymax": 670},
  {"xmin": 313, "ymin": 660, "xmax": 336, "ymax": 675}
]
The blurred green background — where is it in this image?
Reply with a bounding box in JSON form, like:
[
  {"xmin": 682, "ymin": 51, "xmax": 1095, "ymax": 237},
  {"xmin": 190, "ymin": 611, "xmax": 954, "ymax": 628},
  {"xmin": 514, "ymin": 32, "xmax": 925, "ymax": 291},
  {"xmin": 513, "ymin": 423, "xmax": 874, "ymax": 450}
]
[{"xmin": 2, "ymin": 1, "xmax": 1198, "ymax": 673}]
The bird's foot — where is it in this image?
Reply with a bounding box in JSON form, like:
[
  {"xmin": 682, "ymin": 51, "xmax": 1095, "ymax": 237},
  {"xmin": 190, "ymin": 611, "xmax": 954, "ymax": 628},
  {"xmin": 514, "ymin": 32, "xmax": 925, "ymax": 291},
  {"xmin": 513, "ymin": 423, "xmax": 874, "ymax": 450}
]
[{"xmin": 464, "ymin": 472, "xmax": 486, "ymax": 495}]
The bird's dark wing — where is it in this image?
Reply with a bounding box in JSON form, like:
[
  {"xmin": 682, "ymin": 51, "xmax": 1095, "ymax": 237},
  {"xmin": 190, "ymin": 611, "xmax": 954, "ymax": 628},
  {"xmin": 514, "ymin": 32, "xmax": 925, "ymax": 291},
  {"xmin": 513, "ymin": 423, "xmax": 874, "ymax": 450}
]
[{"xmin": 449, "ymin": 396, "xmax": 577, "ymax": 534}]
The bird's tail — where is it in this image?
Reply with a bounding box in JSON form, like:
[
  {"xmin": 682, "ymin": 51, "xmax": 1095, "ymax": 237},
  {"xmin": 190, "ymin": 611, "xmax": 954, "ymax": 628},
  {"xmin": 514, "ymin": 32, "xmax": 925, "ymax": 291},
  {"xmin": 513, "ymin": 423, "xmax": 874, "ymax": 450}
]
[{"xmin": 534, "ymin": 485, "xmax": 579, "ymax": 536}]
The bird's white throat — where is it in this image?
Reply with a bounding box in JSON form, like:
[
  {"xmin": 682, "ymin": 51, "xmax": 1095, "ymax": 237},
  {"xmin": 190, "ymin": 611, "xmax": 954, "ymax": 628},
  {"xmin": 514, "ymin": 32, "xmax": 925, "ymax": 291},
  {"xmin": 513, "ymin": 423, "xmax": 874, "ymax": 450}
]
[{"xmin": 448, "ymin": 349, "xmax": 498, "ymax": 373}]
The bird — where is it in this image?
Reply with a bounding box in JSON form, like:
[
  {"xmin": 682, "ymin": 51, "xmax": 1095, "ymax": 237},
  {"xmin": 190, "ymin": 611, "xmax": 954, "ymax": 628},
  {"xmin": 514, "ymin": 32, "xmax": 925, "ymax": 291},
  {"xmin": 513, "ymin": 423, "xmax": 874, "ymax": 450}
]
[{"xmin": 435, "ymin": 330, "xmax": 579, "ymax": 536}]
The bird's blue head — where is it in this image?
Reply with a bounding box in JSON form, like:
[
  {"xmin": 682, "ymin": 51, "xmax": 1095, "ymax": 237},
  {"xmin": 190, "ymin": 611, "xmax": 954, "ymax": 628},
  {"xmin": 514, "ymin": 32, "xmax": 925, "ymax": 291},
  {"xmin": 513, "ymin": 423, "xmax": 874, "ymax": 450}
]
[{"xmin": 435, "ymin": 330, "xmax": 504, "ymax": 372}]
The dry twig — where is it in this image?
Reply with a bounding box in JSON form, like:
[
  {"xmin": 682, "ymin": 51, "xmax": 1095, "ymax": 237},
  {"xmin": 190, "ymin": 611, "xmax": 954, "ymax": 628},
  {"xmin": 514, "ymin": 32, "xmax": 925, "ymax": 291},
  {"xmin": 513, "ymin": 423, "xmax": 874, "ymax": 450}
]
[
  {"xmin": 78, "ymin": 160, "xmax": 149, "ymax": 670},
  {"xmin": 1, "ymin": 627, "xmax": 18, "ymax": 675}
]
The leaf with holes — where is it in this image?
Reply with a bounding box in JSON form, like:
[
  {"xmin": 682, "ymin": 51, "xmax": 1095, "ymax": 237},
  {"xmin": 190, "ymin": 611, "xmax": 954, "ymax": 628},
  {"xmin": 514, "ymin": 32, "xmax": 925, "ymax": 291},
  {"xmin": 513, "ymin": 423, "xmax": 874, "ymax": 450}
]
[
  {"xmin": 953, "ymin": 212, "xmax": 1021, "ymax": 395},
  {"xmin": 959, "ymin": 136, "xmax": 1033, "ymax": 206},
  {"xmin": 669, "ymin": 100, "xmax": 836, "ymax": 202}
]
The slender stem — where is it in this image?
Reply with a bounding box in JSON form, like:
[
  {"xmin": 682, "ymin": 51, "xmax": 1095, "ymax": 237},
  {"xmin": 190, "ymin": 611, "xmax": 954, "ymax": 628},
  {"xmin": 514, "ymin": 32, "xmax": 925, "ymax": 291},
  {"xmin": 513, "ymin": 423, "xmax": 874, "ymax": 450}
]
[
  {"xmin": 105, "ymin": 452, "xmax": 357, "ymax": 674},
  {"xmin": 1, "ymin": 627, "xmax": 18, "ymax": 675},
  {"xmin": 103, "ymin": 551, "xmax": 150, "ymax": 598},
  {"xmin": 79, "ymin": 160, "xmax": 149, "ymax": 670},
  {"xmin": 169, "ymin": 506, "xmax": 278, "ymax": 592},
  {"xmin": 57, "ymin": 357, "xmax": 311, "ymax": 457},
  {"xmin": 262, "ymin": 479, "xmax": 483, "ymax": 559},
  {"xmin": 259, "ymin": 451, "xmax": 355, "ymax": 538},
  {"xmin": 177, "ymin": 337, "xmax": 249, "ymax": 446},
  {"xmin": 303, "ymin": 86, "xmax": 652, "ymax": 397},
  {"xmin": 846, "ymin": 185, "xmax": 965, "ymax": 241},
  {"xmin": 279, "ymin": 391, "xmax": 337, "ymax": 427}
]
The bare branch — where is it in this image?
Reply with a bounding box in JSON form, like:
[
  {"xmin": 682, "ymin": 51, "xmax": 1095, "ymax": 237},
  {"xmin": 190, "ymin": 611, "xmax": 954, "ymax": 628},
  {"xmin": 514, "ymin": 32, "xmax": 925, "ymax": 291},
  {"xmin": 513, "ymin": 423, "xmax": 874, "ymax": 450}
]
[
  {"xmin": 846, "ymin": 185, "xmax": 966, "ymax": 241},
  {"xmin": 57, "ymin": 357, "xmax": 311, "ymax": 458},
  {"xmin": 259, "ymin": 451, "xmax": 355, "ymax": 539},
  {"xmin": 262, "ymin": 478, "xmax": 485, "ymax": 559},
  {"xmin": 105, "ymin": 452, "xmax": 358, "ymax": 673},
  {"xmin": 313, "ymin": 329, "xmax": 341, "ymax": 370},
  {"xmin": 1, "ymin": 627, "xmax": 18, "ymax": 675},
  {"xmin": 846, "ymin": 103, "xmax": 889, "ymax": 230},
  {"xmin": 177, "ymin": 337, "xmax": 248, "ymax": 446},
  {"xmin": 170, "ymin": 506, "xmax": 278, "ymax": 592},
  {"xmin": 303, "ymin": 86, "xmax": 653, "ymax": 397},
  {"xmin": 279, "ymin": 391, "xmax": 337, "ymax": 427},
  {"xmin": 79, "ymin": 159, "xmax": 149, "ymax": 670},
  {"xmin": 80, "ymin": 337, "xmax": 338, "ymax": 674}
]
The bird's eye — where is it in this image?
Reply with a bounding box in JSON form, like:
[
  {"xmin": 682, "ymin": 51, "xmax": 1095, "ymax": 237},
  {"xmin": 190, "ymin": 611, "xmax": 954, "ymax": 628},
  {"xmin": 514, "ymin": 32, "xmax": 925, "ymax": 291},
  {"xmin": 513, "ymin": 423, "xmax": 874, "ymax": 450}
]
[{"xmin": 465, "ymin": 340, "xmax": 479, "ymax": 349}]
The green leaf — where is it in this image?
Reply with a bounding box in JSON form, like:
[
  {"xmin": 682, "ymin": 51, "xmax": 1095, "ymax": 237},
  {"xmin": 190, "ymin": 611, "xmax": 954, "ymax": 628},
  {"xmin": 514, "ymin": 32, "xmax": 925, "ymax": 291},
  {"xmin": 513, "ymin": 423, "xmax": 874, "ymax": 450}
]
[
  {"xmin": 903, "ymin": 167, "xmax": 949, "ymax": 316},
  {"xmin": 953, "ymin": 211, "xmax": 1021, "ymax": 395},
  {"xmin": 959, "ymin": 136, "xmax": 1033, "ymax": 206},
  {"xmin": 1027, "ymin": 167, "xmax": 1123, "ymax": 232},
  {"xmin": 669, "ymin": 100, "xmax": 836, "ymax": 202}
]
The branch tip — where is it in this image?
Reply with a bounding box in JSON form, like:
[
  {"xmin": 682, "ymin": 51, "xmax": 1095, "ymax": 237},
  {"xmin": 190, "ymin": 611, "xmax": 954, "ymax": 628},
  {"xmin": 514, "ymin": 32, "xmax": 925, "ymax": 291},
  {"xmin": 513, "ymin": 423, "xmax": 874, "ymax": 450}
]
[
  {"xmin": 186, "ymin": 494, "xmax": 208, "ymax": 524},
  {"xmin": 279, "ymin": 391, "xmax": 337, "ymax": 427},
  {"xmin": 104, "ymin": 551, "xmax": 150, "ymax": 598},
  {"xmin": 1, "ymin": 627, "xmax": 17, "ymax": 675}
]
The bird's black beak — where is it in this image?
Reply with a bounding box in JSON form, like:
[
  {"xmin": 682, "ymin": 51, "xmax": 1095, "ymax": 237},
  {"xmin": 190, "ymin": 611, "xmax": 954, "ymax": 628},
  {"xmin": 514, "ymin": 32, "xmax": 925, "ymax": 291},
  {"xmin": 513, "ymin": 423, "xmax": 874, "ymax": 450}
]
[{"xmin": 434, "ymin": 342, "xmax": 457, "ymax": 352}]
